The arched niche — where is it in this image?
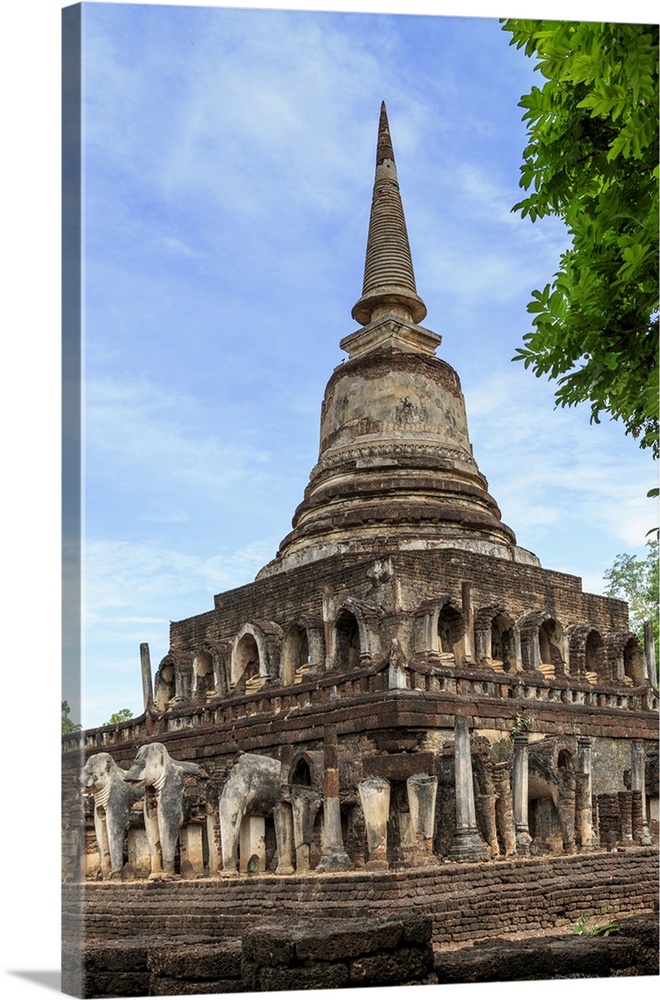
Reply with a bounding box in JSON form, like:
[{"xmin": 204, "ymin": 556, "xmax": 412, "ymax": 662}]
[
  {"xmin": 490, "ymin": 614, "xmax": 515, "ymax": 673},
  {"xmin": 154, "ymin": 655, "xmax": 189, "ymax": 711},
  {"xmin": 623, "ymin": 635, "xmax": 646, "ymax": 686},
  {"xmin": 491, "ymin": 612, "xmax": 517, "ymax": 672},
  {"xmin": 231, "ymin": 624, "xmax": 271, "ymax": 690},
  {"xmin": 334, "ymin": 608, "xmax": 361, "ymax": 669},
  {"xmin": 437, "ymin": 602, "xmax": 465, "ymax": 665},
  {"xmin": 288, "ymin": 751, "xmax": 324, "ymax": 872},
  {"xmin": 291, "ymin": 758, "xmax": 312, "ymax": 786},
  {"xmin": 192, "ymin": 650, "xmax": 215, "ymax": 701},
  {"xmin": 605, "ymin": 631, "xmax": 646, "ymax": 687},
  {"xmin": 584, "ymin": 629, "xmax": 605, "ymax": 680},
  {"xmin": 280, "ymin": 624, "xmax": 310, "ymax": 685},
  {"xmin": 474, "ymin": 605, "xmax": 518, "ymax": 671},
  {"xmin": 288, "ymin": 750, "xmax": 324, "ymax": 792},
  {"xmin": 538, "ymin": 618, "xmax": 566, "ymax": 675},
  {"xmin": 567, "ymin": 624, "xmax": 606, "ymax": 681},
  {"xmin": 154, "ymin": 658, "xmax": 176, "ymax": 711},
  {"xmin": 519, "ymin": 611, "xmax": 566, "ymax": 675}
]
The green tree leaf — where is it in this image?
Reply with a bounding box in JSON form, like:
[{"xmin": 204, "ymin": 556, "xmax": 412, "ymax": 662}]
[
  {"xmin": 603, "ymin": 540, "xmax": 659, "ymax": 671},
  {"xmin": 501, "ymin": 19, "xmax": 659, "ymax": 459},
  {"xmin": 104, "ymin": 708, "xmax": 134, "ymax": 726},
  {"xmin": 62, "ymin": 700, "xmax": 82, "ymax": 735}
]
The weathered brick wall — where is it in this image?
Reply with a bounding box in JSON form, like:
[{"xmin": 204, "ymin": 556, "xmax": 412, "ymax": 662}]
[
  {"xmin": 393, "ymin": 550, "xmax": 628, "ymax": 636},
  {"xmin": 63, "ymin": 911, "xmax": 658, "ymax": 997},
  {"xmin": 62, "ymin": 699, "xmax": 658, "ymax": 790},
  {"xmin": 63, "ymin": 847, "xmax": 658, "ymax": 949},
  {"xmin": 170, "ymin": 547, "xmax": 629, "ymax": 652},
  {"xmin": 63, "ymin": 541, "xmax": 650, "ymax": 805}
]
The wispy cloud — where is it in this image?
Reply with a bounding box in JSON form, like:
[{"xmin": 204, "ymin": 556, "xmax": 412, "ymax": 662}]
[
  {"xmin": 85, "ymin": 7, "xmax": 384, "ymax": 222},
  {"xmin": 136, "ymin": 511, "xmax": 190, "ymax": 524},
  {"xmin": 153, "ymin": 235, "xmax": 200, "ymax": 259},
  {"xmin": 84, "ymin": 375, "xmax": 271, "ymax": 498},
  {"xmin": 84, "ymin": 536, "xmax": 275, "ymax": 622},
  {"xmin": 465, "ymin": 368, "xmax": 656, "ymax": 556},
  {"xmin": 81, "ymin": 534, "xmax": 278, "ymax": 724}
]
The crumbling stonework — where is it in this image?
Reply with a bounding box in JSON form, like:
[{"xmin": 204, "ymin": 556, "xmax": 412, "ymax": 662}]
[
  {"xmin": 62, "ymin": 916, "xmax": 436, "ymax": 997},
  {"xmin": 61, "ymin": 852, "xmax": 659, "ymax": 995},
  {"xmin": 62, "ymin": 848, "xmax": 659, "ymax": 944},
  {"xmin": 434, "ymin": 913, "xmax": 659, "ymax": 983},
  {"xmin": 63, "ymin": 911, "xmax": 659, "ymax": 998}
]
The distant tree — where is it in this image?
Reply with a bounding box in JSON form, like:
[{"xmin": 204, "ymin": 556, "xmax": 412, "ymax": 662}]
[
  {"xmin": 104, "ymin": 708, "xmax": 134, "ymax": 726},
  {"xmin": 603, "ymin": 540, "xmax": 659, "ymax": 659},
  {"xmin": 62, "ymin": 699, "xmax": 82, "ymax": 734},
  {"xmin": 501, "ymin": 19, "xmax": 659, "ymax": 458}
]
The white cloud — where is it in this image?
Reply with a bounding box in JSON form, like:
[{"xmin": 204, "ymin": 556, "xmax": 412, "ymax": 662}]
[
  {"xmin": 84, "ymin": 8, "xmax": 386, "ymax": 225},
  {"xmin": 411, "ymin": 162, "xmax": 569, "ymax": 309},
  {"xmin": 80, "ymin": 534, "xmax": 278, "ymax": 726},
  {"xmin": 465, "ymin": 368, "xmax": 657, "ymax": 554},
  {"xmin": 136, "ymin": 510, "xmax": 190, "ymax": 524},
  {"xmin": 83, "ymin": 536, "xmax": 275, "ymax": 623},
  {"xmin": 153, "ymin": 235, "xmax": 200, "ymax": 258},
  {"xmin": 84, "ymin": 375, "xmax": 271, "ymax": 497},
  {"xmin": 458, "ymin": 163, "xmax": 520, "ymax": 225}
]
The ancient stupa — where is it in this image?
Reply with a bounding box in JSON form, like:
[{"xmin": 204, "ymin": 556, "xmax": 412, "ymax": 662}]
[
  {"xmin": 261, "ymin": 102, "xmax": 528, "ymax": 579},
  {"xmin": 64, "ymin": 103, "xmax": 658, "ymax": 889}
]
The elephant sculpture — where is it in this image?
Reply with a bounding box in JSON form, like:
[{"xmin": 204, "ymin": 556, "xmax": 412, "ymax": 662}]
[
  {"xmin": 219, "ymin": 752, "xmax": 284, "ymax": 873},
  {"xmin": 124, "ymin": 742, "xmax": 207, "ymax": 877},
  {"xmin": 80, "ymin": 752, "xmax": 141, "ymax": 878}
]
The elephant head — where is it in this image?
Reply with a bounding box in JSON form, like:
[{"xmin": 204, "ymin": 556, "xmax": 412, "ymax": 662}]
[
  {"xmin": 81, "ymin": 752, "xmax": 118, "ymax": 794},
  {"xmin": 124, "ymin": 742, "xmax": 169, "ymax": 790}
]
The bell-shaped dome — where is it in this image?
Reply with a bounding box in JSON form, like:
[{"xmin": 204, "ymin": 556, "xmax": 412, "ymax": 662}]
[{"xmin": 257, "ymin": 104, "xmax": 532, "ymax": 579}]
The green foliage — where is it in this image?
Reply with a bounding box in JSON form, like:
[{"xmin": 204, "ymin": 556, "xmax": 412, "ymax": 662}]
[
  {"xmin": 511, "ymin": 712, "xmax": 535, "ymax": 736},
  {"xmin": 501, "ymin": 19, "xmax": 659, "ymax": 457},
  {"xmin": 572, "ymin": 911, "xmax": 619, "ymax": 937},
  {"xmin": 104, "ymin": 708, "xmax": 134, "ymax": 726},
  {"xmin": 62, "ymin": 700, "xmax": 82, "ymax": 735},
  {"xmin": 603, "ymin": 539, "xmax": 659, "ymax": 660}
]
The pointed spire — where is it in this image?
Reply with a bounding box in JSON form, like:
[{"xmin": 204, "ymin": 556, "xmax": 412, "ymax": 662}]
[{"xmin": 351, "ymin": 102, "xmax": 427, "ymax": 326}]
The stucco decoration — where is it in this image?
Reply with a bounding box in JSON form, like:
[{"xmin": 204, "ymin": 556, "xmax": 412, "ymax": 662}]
[
  {"xmin": 80, "ymin": 752, "xmax": 141, "ymax": 878},
  {"xmin": 124, "ymin": 742, "xmax": 207, "ymax": 878},
  {"xmin": 218, "ymin": 752, "xmax": 283, "ymax": 874}
]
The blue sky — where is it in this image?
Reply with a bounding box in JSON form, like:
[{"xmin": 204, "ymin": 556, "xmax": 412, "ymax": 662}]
[{"xmin": 71, "ymin": 1, "xmax": 658, "ymax": 728}]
